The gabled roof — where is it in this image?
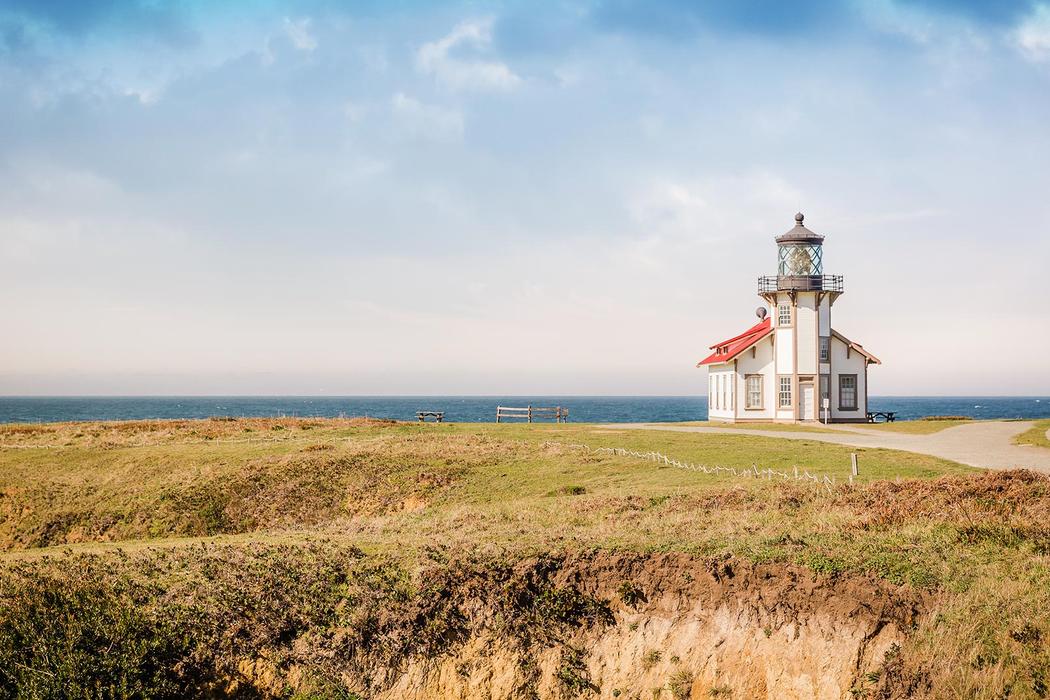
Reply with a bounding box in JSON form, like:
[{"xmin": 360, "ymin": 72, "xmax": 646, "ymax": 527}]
[
  {"xmin": 696, "ymin": 318, "xmax": 772, "ymax": 366},
  {"xmin": 831, "ymin": 329, "xmax": 881, "ymax": 365}
]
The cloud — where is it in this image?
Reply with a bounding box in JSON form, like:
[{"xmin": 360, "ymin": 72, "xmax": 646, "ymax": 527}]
[
  {"xmin": 416, "ymin": 18, "xmax": 520, "ymax": 91},
  {"xmin": 1014, "ymin": 4, "xmax": 1050, "ymax": 61},
  {"xmin": 390, "ymin": 92, "xmax": 463, "ymax": 140},
  {"xmin": 629, "ymin": 174, "xmax": 802, "ymax": 244},
  {"xmin": 283, "ymin": 16, "xmax": 317, "ymax": 51}
]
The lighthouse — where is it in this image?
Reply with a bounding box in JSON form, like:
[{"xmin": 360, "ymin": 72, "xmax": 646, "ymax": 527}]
[{"xmin": 697, "ymin": 213, "xmax": 879, "ymax": 423}]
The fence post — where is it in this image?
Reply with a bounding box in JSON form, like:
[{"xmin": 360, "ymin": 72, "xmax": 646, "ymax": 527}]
[
  {"xmin": 850, "ymin": 453, "xmax": 859, "ymax": 479},
  {"xmin": 528, "ymin": 405, "xmax": 532, "ymax": 423}
]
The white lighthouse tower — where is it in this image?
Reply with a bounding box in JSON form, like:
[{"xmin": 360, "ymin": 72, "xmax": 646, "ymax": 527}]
[{"xmin": 698, "ymin": 213, "xmax": 879, "ymax": 423}]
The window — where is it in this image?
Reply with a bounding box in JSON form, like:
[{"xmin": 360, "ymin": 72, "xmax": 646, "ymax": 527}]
[
  {"xmin": 819, "ymin": 336, "xmax": 830, "ymax": 362},
  {"xmin": 819, "ymin": 374, "xmax": 830, "ymax": 400},
  {"xmin": 778, "ymin": 243, "xmax": 823, "ymax": 276},
  {"xmin": 839, "ymin": 374, "xmax": 858, "ymax": 410},
  {"xmin": 746, "ymin": 375, "xmax": 763, "ymax": 409},
  {"xmin": 778, "ymin": 376, "xmax": 792, "ymax": 408},
  {"xmin": 778, "ymin": 303, "xmax": 791, "ymax": 326}
]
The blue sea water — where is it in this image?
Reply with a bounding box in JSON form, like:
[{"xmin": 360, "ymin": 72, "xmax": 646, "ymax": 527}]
[{"xmin": 0, "ymin": 396, "xmax": 1048, "ymax": 424}]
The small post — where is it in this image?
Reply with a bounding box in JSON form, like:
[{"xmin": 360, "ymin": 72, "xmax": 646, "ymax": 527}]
[
  {"xmin": 850, "ymin": 452, "xmax": 859, "ymax": 479},
  {"xmin": 528, "ymin": 405, "xmax": 532, "ymax": 423}
]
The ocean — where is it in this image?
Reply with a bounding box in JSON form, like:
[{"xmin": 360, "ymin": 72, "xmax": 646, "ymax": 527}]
[{"xmin": 0, "ymin": 396, "xmax": 1048, "ymax": 424}]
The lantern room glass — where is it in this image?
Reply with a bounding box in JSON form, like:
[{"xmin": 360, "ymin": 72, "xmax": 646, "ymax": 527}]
[{"xmin": 778, "ymin": 243, "xmax": 823, "ymax": 277}]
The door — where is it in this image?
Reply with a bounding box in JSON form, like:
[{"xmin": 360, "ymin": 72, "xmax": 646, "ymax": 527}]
[{"xmin": 801, "ymin": 382, "xmax": 814, "ymax": 420}]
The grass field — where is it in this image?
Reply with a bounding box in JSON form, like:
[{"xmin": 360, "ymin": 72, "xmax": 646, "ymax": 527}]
[
  {"xmin": 854, "ymin": 418, "xmax": 975, "ymax": 434},
  {"xmin": 672, "ymin": 420, "xmax": 842, "ymax": 433},
  {"xmin": 669, "ymin": 418, "xmax": 974, "ymax": 434},
  {"xmin": 1, "ymin": 418, "xmax": 1048, "ymax": 698},
  {"xmin": 1015, "ymin": 419, "xmax": 1050, "ymax": 449}
]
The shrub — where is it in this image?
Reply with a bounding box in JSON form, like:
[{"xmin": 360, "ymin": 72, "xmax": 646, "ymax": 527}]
[{"xmin": 0, "ymin": 561, "xmax": 203, "ymax": 697}]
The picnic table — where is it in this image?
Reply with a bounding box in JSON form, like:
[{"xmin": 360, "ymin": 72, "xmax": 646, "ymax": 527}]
[
  {"xmin": 866, "ymin": 411, "xmax": 896, "ymax": 423},
  {"xmin": 416, "ymin": 411, "xmax": 444, "ymax": 423}
]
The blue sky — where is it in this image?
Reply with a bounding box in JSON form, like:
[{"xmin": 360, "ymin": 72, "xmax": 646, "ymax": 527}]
[{"xmin": 1, "ymin": 0, "xmax": 1049, "ymax": 395}]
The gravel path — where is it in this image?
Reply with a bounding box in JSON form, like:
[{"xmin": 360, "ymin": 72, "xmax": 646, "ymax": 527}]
[{"xmin": 616, "ymin": 421, "xmax": 1050, "ymax": 473}]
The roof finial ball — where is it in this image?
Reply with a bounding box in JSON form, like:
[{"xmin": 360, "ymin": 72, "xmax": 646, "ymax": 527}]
[{"xmin": 795, "ymin": 211, "xmax": 804, "ymax": 225}]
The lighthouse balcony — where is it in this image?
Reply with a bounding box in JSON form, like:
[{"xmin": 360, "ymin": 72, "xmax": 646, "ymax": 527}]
[{"xmin": 758, "ymin": 274, "xmax": 844, "ymax": 293}]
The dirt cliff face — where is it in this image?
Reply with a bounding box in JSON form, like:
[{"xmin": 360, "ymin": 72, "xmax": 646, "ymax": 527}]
[
  {"xmin": 0, "ymin": 545, "xmax": 926, "ymax": 699},
  {"xmin": 372, "ymin": 553, "xmax": 925, "ymax": 700}
]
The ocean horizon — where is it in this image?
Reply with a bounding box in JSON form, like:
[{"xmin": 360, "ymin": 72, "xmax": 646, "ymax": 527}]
[{"xmin": 1, "ymin": 395, "xmax": 1048, "ymax": 424}]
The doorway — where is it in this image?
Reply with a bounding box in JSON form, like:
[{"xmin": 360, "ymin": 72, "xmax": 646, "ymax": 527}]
[{"xmin": 800, "ymin": 381, "xmax": 815, "ymax": 421}]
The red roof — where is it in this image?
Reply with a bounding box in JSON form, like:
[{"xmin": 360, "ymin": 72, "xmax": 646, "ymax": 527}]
[{"xmin": 696, "ymin": 317, "xmax": 772, "ymax": 366}]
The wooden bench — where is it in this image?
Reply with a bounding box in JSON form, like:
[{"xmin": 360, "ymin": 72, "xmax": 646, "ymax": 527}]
[
  {"xmin": 866, "ymin": 411, "xmax": 896, "ymax": 423},
  {"xmin": 416, "ymin": 411, "xmax": 444, "ymax": 423},
  {"xmin": 496, "ymin": 405, "xmax": 569, "ymax": 423}
]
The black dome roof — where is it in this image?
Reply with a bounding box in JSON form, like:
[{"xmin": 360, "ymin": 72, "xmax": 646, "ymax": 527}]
[{"xmin": 776, "ymin": 212, "xmax": 824, "ymax": 244}]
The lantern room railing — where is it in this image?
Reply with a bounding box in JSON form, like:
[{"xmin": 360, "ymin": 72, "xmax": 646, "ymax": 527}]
[{"xmin": 758, "ymin": 275, "xmax": 844, "ymax": 293}]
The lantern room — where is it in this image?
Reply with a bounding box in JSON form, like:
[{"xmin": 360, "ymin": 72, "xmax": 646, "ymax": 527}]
[
  {"xmin": 758, "ymin": 212, "xmax": 843, "ymax": 294},
  {"xmin": 777, "ymin": 212, "xmax": 823, "ymax": 276}
]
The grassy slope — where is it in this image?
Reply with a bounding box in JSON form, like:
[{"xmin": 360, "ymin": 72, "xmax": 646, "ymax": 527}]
[
  {"xmin": 858, "ymin": 418, "xmax": 975, "ymax": 434},
  {"xmin": 671, "ymin": 421, "xmax": 841, "ymax": 433},
  {"xmin": 1015, "ymin": 419, "xmax": 1050, "ymax": 448},
  {"xmin": 1, "ymin": 418, "xmax": 1048, "ymax": 698},
  {"xmin": 0, "ymin": 419, "xmax": 970, "ymax": 555},
  {"xmin": 668, "ymin": 419, "xmax": 975, "ymax": 434}
]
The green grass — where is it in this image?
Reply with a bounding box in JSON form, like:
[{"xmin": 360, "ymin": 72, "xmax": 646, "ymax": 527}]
[
  {"xmin": 0, "ymin": 418, "xmax": 971, "ymax": 554},
  {"xmin": 856, "ymin": 418, "xmax": 975, "ymax": 434},
  {"xmin": 1, "ymin": 418, "xmax": 1048, "ymax": 699},
  {"xmin": 1015, "ymin": 419, "xmax": 1050, "ymax": 449},
  {"xmin": 667, "ymin": 420, "xmax": 841, "ymax": 433},
  {"xmin": 653, "ymin": 418, "xmax": 980, "ymax": 435}
]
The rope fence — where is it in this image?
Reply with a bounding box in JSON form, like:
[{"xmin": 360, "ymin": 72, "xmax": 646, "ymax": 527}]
[{"xmin": 545, "ymin": 442, "xmax": 846, "ymax": 489}]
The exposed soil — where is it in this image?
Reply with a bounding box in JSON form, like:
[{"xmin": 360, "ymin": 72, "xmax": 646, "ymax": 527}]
[
  {"xmin": 0, "ymin": 547, "xmax": 928, "ymax": 699},
  {"xmin": 373, "ymin": 552, "xmax": 926, "ymax": 700}
]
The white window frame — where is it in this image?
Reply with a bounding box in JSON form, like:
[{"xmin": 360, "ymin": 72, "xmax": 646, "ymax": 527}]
[
  {"xmin": 778, "ymin": 303, "xmax": 791, "ymax": 327},
  {"xmin": 819, "ymin": 336, "xmax": 830, "ymax": 362},
  {"xmin": 839, "ymin": 374, "xmax": 858, "ymax": 411},
  {"xmin": 745, "ymin": 374, "xmax": 763, "ymax": 410},
  {"xmin": 778, "ymin": 376, "xmax": 792, "ymax": 409}
]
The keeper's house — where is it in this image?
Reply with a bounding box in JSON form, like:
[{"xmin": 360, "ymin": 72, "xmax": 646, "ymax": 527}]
[{"xmin": 698, "ymin": 213, "xmax": 879, "ymax": 423}]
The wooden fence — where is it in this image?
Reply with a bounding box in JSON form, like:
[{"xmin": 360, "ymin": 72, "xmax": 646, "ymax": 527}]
[{"xmin": 496, "ymin": 405, "xmax": 569, "ymax": 423}]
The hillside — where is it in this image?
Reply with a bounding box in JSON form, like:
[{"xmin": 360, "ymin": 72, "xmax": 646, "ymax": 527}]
[{"xmin": 1, "ymin": 418, "xmax": 1048, "ymax": 699}]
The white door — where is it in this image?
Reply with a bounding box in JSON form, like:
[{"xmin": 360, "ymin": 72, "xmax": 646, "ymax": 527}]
[{"xmin": 801, "ymin": 383, "xmax": 814, "ymax": 420}]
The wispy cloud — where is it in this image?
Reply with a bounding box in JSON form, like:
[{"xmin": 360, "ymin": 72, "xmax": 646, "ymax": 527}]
[
  {"xmin": 390, "ymin": 92, "xmax": 464, "ymax": 140},
  {"xmin": 283, "ymin": 17, "xmax": 317, "ymax": 51},
  {"xmin": 416, "ymin": 19, "xmax": 520, "ymax": 91},
  {"xmin": 1014, "ymin": 4, "xmax": 1050, "ymax": 61}
]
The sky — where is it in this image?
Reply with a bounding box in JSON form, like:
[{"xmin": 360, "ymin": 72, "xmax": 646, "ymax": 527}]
[{"xmin": 1, "ymin": 0, "xmax": 1049, "ymax": 396}]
